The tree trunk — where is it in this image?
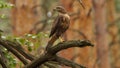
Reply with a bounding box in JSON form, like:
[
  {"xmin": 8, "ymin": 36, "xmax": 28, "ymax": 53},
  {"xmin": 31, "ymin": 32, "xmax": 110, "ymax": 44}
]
[
  {"xmin": 93, "ymin": 0, "xmax": 110, "ymax": 68},
  {"xmin": 10, "ymin": 0, "xmax": 41, "ymax": 36}
]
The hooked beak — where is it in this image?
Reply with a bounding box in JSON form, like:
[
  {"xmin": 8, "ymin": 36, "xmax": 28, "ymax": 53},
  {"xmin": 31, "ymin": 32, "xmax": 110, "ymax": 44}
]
[{"xmin": 53, "ymin": 8, "xmax": 57, "ymax": 11}]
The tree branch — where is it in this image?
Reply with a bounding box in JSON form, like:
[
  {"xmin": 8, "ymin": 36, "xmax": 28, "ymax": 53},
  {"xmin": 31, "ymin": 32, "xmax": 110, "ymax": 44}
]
[
  {"xmin": 77, "ymin": 0, "xmax": 85, "ymax": 9},
  {"xmin": 0, "ymin": 39, "xmax": 29, "ymax": 65},
  {"xmin": 25, "ymin": 40, "xmax": 94, "ymax": 68},
  {"xmin": 0, "ymin": 46, "xmax": 8, "ymax": 68},
  {"xmin": 0, "ymin": 57, "xmax": 8, "ymax": 68},
  {"xmin": 0, "ymin": 39, "xmax": 60, "ymax": 68},
  {"xmin": 53, "ymin": 56, "xmax": 86, "ymax": 68},
  {"xmin": 6, "ymin": 40, "xmax": 35, "ymax": 61},
  {"xmin": 48, "ymin": 40, "xmax": 93, "ymax": 54},
  {"xmin": 43, "ymin": 62, "xmax": 57, "ymax": 68},
  {"xmin": 0, "ymin": 37, "xmax": 94, "ymax": 68}
]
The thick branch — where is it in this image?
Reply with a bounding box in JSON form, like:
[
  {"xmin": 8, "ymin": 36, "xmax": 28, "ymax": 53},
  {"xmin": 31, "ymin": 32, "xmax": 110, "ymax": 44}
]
[
  {"xmin": 0, "ymin": 46, "xmax": 8, "ymax": 68},
  {"xmin": 6, "ymin": 40, "xmax": 35, "ymax": 61},
  {"xmin": 25, "ymin": 53, "xmax": 53, "ymax": 68},
  {"xmin": 53, "ymin": 56, "xmax": 86, "ymax": 68},
  {"xmin": 25, "ymin": 40, "xmax": 93, "ymax": 68},
  {"xmin": 48, "ymin": 40, "xmax": 94, "ymax": 54},
  {"xmin": 0, "ymin": 37, "xmax": 94, "ymax": 68},
  {"xmin": 7, "ymin": 41, "xmax": 57, "ymax": 68},
  {"xmin": 44, "ymin": 62, "xmax": 57, "ymax": 68},
  {"xmin": 0, "ymin": 39, "xmax": 57, "ymax": 68},
  {"xmin": 0, "ymin": 39, "xmax": 29, "ymax": 65},
  {"xmin": 0, "ymin": 57, "xmax": 8, "ymax": 68}
]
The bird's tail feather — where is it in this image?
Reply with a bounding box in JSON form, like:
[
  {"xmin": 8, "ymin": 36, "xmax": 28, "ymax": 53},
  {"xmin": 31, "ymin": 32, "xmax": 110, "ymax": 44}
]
[{"xmin": 46, "ymin": 35, "xmax": 58, "ymax": 51}]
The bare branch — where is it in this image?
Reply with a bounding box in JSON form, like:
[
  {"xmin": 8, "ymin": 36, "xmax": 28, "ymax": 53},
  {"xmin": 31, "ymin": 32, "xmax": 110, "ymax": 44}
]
[
  {"xmin": 77, "ymin": 0, "xmax": 85, "ymax": 9},
  {"xmin": 0, "ymin": 39, "xmax": 60, "ymax": 68},
  {"xmin": 25, "ymin": 40, "xmax": 93, "ymax": 68},
  {"xmin": 0, "ymin": 37, "xmax": 93, "ymax": 68},
  {"xmin": 0, "ymin": 46, "xmax": 8, "ymax": 68},
  {"xmin": 0, "ymin": 39, "xmax": 29, "ymax": 65},
  {"xmin": 48, "ymin": 40, "xmax": 94, "ymax": 54},
  {"xmin": 53, "ymin": 56, "xmax": 86, "ymax": 68},
  {"xmin": 0, "ymin": 57, "xmax": 8, "ymax": 68},
  {"xmin": 44, "ymin": 62, "xmax": 57, "ymax": 68},
  {"xmin": 6, "ymin": 40, "xmax": 35, "ymax": 61}
]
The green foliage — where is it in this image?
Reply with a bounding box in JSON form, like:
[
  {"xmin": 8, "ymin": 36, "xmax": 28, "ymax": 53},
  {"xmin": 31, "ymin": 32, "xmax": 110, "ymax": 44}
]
[
  {"xmin": 0, "ymin": 30, "xmax": 3, "ymax": 38},
  {"xmin": 0, "ymin": 32, "xmax": 49, "ymax": 68},
  {"xmin": 12, "ymin": 32, "xmax": 48, "ymax": 52},
  {"xmin": 0, "ymin": 47, "xmax": 17, "ymax": 68},
  {"xmin": 115, "ymin": 0, "xmax": 120, "ymax": 12},
  {"xmin": 5, "ymin": 52, "xmax": 17, "ymax": 67},
  {"xmin": 1, "ymin": 32, "xmax": 49, "ymax": 52},
  {"xmin": 0, "ymin": 1, "xmax": 14, "ymax": 9},
  {"xmin": 0, "ymin": 1, "xmax": 14, "ymax": 19},
  {"xmin": 0, "ymin": 1, "xmax": 13, "ymax": 35}
]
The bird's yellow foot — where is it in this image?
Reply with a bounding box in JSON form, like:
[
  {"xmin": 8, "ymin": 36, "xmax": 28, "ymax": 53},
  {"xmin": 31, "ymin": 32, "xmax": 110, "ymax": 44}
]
[{"xmin": 59, "ymin": 37, "xmax": 65, "ymax": 42}]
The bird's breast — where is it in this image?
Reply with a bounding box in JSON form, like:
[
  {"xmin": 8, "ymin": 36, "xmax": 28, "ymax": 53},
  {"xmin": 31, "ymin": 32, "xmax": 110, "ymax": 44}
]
[{"xmin": 64, "ymin": 14, "xmax": 70, "ymax": 20}]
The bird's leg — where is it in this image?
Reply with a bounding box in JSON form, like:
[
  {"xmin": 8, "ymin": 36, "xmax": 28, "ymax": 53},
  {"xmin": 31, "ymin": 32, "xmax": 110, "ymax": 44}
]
[{"xmin": 59, "ymin": 37, "xmax": 64, "ymax": 42}]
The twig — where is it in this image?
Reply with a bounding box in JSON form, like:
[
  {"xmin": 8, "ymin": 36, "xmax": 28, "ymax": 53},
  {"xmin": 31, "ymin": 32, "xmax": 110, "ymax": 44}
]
[{"xmin": 77, "ymin": 0, "xmax": 85, "ymax": 9}]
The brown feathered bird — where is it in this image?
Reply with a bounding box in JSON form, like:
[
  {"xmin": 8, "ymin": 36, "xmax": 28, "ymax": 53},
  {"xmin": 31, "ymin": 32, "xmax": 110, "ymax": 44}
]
[{"xmin": 46, "ymin": 6, "xmax": 70, "ymax": 50}]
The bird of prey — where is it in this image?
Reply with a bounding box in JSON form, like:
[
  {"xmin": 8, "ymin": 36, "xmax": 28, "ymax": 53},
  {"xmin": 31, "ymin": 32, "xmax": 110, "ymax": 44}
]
[{"xmin": 46, "ymin": 6, "xmax": 70, "ymax": 50}]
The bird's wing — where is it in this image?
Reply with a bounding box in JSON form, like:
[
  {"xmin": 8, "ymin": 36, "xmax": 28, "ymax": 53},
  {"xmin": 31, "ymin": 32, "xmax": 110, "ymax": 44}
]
[{"xmin": 49, "ymin": 15, "xmax": 63, "ymax": 37}]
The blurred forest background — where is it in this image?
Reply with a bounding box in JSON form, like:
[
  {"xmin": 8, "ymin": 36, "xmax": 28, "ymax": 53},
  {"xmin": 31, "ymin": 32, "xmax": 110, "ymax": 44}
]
[{"xmin": 0, "ymin": 0, "xmax": 120, "ymax": 68}]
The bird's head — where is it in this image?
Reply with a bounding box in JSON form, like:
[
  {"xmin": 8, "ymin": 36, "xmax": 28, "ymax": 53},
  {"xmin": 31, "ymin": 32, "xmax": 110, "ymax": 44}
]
[{"xmin": 53, "ymin": 6, "xmax": 67, "ymax": 14}]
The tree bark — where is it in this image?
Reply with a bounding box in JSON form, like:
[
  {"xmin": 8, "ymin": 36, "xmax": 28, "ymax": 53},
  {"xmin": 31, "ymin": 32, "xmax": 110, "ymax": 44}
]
[{"xmin": 93, "ymin": 0, "xmax": 110, "ymax": 68}]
